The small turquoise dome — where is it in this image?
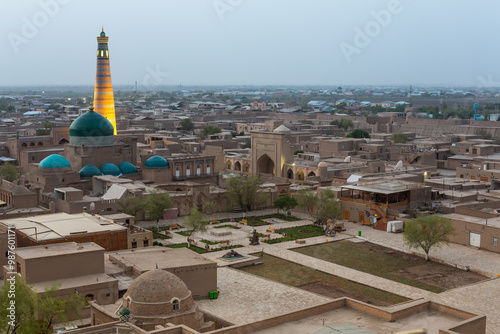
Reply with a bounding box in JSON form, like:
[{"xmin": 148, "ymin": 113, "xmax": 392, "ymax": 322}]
[
  {"xmin": 79, "ymin": 164, "xmax": 102, "ymax": 178},
  {"xmin": 101, "ymin": 163, "xmax": 121, "ymax": 176},
  {"xmin": 144, "ymin": 156, "xmax": 169, "ymax": 168},
  {"xmin": 119, "ymin": 162, "xmax": 137, "ymax": 174},
  {"xmin": 39, "ymin": 154, "xmax": 71, "ymax": 169}
]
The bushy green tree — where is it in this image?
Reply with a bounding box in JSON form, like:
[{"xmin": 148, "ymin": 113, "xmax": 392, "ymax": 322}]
[
  {"xmin": 391, "ymin": 133, "xmax": 408, "ymax": 143},
  {"xmin": 1, "ymin": 163, "xmax": 18, "ymax": 182},
  {"xmin": 200, "ymin": 125, "xmax": 221, "ymax": 139},
  {"xmin": 346, "ymin": 129, "xmax": 370, "ymax": 138},
  {"xmin": 182, "ymin": 207, "xmax": 209, "ymax": 245},
  {"xmin": 201, "ymin": 200, "xmax": 218, "ymax": 214},
  {"xmin": 117, "ymin": 196, "xmax": 144, "ymax": 218},
  {"xmin": 296, "ymin": 189, "xmax": 341, "ymax": 225},
  {"xmin": 180, "ymin": 118, "xmax": 194, "ymax": 131},
  {"xmin": 273, "ymin": 195, "xmax": 298, "ymax": 214},
  {"xmin": 144, "ymin": 190, "xmax": 173, "ymax": 223},
  {"xmin": 226, "ymin": 175, "xmax": 266, "ymax": 211},
  {"xmin": 403, "ymin": 215, "xmax": 455, "ymax": 261},
  {"xmin": 0, "ymin": 277, "xmax": 85, "ymax": 334}
]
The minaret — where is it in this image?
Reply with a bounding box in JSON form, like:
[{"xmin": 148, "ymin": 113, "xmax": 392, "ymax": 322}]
[{"xmin": 93, "ymin": 28, "xmax": 117, "ymax": 134}]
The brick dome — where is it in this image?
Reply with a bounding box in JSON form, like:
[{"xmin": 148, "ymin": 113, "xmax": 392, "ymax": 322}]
[{"xmin": 123, "ymin": 269, "xmax": 194, "ymax": 316}]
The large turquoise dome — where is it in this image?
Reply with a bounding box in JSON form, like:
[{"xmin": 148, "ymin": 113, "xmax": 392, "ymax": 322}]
[
  {"xmin": 119, "ymin": 162, "xmax": 137, "ymax": 174},
  {"xmin": 79, "ymin": 164, "xmax": 102, "ymax": 178},
  {"xmin": 39, "ymin": 154, "xmax": 71, "ymax": 169},
  {"xmin": 144, "ymin": 156, "xmax": 168, "ymax": 168},
  {"xmin": 101, "ymin": 163, "xmax": 121, "ymax": 176},
  {"xmin": 69, "ymin": 105, "xmax": 114, "ymax": 147}
]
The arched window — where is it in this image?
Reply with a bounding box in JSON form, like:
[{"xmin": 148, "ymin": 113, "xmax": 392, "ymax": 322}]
[
  {"xmin": 172, "ymin": 299, "xmax": 180, "ymax": 310},
  {"xmin": 186, "ymin": 165, "xmax": 191, "ymax": 176},
  {"xmin": 197, "ymin": 164, "xmax": 201, "ymax": 175},
  {"xmin": 175, "ymin": 166, "xmax": 180, "ymax": 178},
  {"xmin": 206, "ymin": 163, "xmax": 211, "ymax": 174},
  {"xmin": 226, "ymin": 161, "xmax": 232, "ymax": 170}
]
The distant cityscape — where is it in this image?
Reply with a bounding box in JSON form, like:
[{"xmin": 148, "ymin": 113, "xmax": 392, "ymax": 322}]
[{"xmin": 1, "ymin": 27, "xmax": 499, "ymax": 334}]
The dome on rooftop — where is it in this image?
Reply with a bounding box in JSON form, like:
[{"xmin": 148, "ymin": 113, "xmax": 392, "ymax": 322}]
[
  {"xmin": 123, "ymin": 269, "xmax": 194, "ymax": 316},
  {"xmin": 318, "ymin": 161, "xmax": 328, "ymax": 168},
  {"xmin": 119, "ymin": 161, "xmax": 137, "ymax": 174},
  {"xmin": 79, "ymin": 164, "xmax": 102, "ymax": 178},
  {"xmin": 69, "ymin": 105, "xmax": 114, "ymax": 147},
  {"xmin": 144, "ymin": 155, "xmax": 169, "ymax": 168},
  {"xmin": 100, "ymin": 163, "xmax": 121, "ymax": 176},
  {"xmin": 39, "ymin": 154, "xmax": 71, "ymax": 169},
  {"xmin": 273, "ymin": 124, "xmax": 291, "ymax": 133}
]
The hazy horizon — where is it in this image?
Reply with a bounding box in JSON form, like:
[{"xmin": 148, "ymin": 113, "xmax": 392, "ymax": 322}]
[{"xmin": 2, "ymin": 0, "xmax": 500, "ymax": 88}]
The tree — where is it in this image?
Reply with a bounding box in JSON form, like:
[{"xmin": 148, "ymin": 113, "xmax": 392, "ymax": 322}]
[
  {"xmin": 182, "ymin": 207, "xmax": 209, "ymax": 245},
  {"xmin": 403, "ymin": 215, "xmax": 455, "ymax": 261},
  {"xmin": 201, "ymin": 200, "xmax": 218, "ymax": 214},
  {"xmin": 243, "ymin": 138, "xmax": 251, "ymax": 149},
  {"xmin": 0, "ymin": 277, "xmax": 85, "ymax": 334},
  {"xmin": 391, "ymin": 133, "xmax": 408, "ymax": 143},
  {"xmin": 226, "ymin": 175, "xmax": 265, "ymax": 212},
  {"xmin": 117, "ymin": 196, "xmax": 144, "ymax": 218},
  {"xmin": 294, "ymin": 150, "xmax": 304, "ymax": 155},
  {"xmin": 180, "ymin": 118, "xmax": 194, "ymax": 131},
  {"xmin": 296, "ymin": 189, "xmax": 341, "ymax": 225},
  {"xmin": 273, "ymin": 195, "xmax": 298, "ymax": 214},
  {"xmin": 332, "ymin": 118, "xmax": 354, "ymax": 131},
  {"xmin": 144, "ymin": 190, "xmax": 173, "ymax": 224},
  {"xmin": 1, "ymin": 163, "xmax": 18, "ymax": 182},
  {"xmin": 346, "ymin": 129, "xmax": 370, "ymax": 138},
  {"xmin": 200, "ymin": 125, "xmax": 221, "ymax": 140}
]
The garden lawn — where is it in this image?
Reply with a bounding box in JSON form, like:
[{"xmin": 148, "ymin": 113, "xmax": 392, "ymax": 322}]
[
  {"xmin": 293, "ymin": 241, "xmax": 444, "ymax": 293},
  {"xmin": 240, "ymin": 253, "xmax": 408, "ymax": 305}
]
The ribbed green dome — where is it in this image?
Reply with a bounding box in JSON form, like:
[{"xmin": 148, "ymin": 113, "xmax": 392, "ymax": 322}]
[
  {"xmin": 119, "ymin": 162, "xmax": 137, "ymax": 174},
  {"xmin": 39, "ymin": 154, "xmax": 71, "ymax": 169},
  {"xmin": 70, "ymin": 108, "xmax": 114, "ymax": 138},
  {"xmin": 101, "ymin": 163, "xmax": 121, "ymax": 176},
  {"xmin": 79, "ymin": 164, "xmax": 102, "ymax": 178},
  {"xmin": 144, "ymin": 156, "xmax": 169, "ymax": 168}
]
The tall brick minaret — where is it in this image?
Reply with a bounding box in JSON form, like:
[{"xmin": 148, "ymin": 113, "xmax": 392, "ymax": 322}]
[{"xmin": 93, "ymin": 28, "xmax": 117, "ymax": 135}]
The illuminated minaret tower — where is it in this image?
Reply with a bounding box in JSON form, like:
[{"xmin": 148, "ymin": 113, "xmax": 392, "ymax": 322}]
[{"xmin": 93, "ymin": 28, "xmax": 117, "ymax": 134}]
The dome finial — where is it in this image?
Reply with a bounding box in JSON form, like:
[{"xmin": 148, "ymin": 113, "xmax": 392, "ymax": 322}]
[
  {"xmin": 102, "ymin": 26, "xmax": 104, "ymax": 32},
  {"xmin": 88, "ymin": 103, "xmax": 94, "ymax": 112}
]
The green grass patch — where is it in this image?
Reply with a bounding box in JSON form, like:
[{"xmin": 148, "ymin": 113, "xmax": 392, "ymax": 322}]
[
  {"xmin": 293, "ymin": 241, "xmax": 445, "ymax": 293},
  {"xmin": 165, "ymin": 243, "xmax": 243, "ymax": 253},
  {"xmin": 262, "ymin": 225, "xmax": 324, "ymax": 244},
  {"xmin": 256, "ymin": 214, "xmax": 301, "ymax": 222},
  {"xmin": 240, "ymin": 253, "xmax": 408, "ymax": 305},
  {"xmin": 149, "ymin": 228, "xmax": 172, "ymax": 240},
  {"xmin": 175, "ymin": 230, "xmax": 194, "ymax": 237},
  {"xmin": 212, "ymin": 224, "xmax": 241, "ymax": 229},
  {"xmin": 200, "ymin": 239, "xmax": 220, "ymax": 245}
]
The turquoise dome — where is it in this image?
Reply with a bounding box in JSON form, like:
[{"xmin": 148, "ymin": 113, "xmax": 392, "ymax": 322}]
[
  {"xmin": 79, "ymin": 164, "xmax": 102, "ymax": 178},
  {"xmin": 119, "ymin": 162, "xmax": 137, "ymax": 174},
  {"xmin": 144, "ymin": 156, "xmax": 169, "ymax": 168},
  {"xmin": 101, "ymin": 163, "xmax": 121, "ymax": 176},
  {"xmin": 69, "ymin": 105, "xmax": 114, "ymax": 147},
  {"xmin": 39, "ymin": 154, "xmax": 71, "ymax": 169}
]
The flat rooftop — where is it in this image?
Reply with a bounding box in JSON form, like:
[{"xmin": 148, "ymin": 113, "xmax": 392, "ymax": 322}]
[
  {"xmin": 0, "ymin": 213, "xmax": 127, "ymax": 242},
  {"xmin": 15, "ymin": 242, "xmax": 103, "ymax": 259},
  {"xmin": 107, "ymin": 247, "xmax": 216, "ymax": 274},
  {"xmin": 342, "ymin": 180, "xmax": 426, "ymax": 195}
]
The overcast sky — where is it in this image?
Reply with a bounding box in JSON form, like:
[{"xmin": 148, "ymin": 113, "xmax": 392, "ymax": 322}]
[{"xmin": 1, "ymin": 0, "xmax": 499, "ymax": 87}]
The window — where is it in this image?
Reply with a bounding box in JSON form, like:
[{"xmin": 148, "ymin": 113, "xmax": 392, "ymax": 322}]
[
  {"xmin": 106, "ymin": 293, "xmax": 111, "ymax": 297},
  {"xmin": 186, "ymin": 167, "xmax": 190, "ymax": 176},
  {"xmin": 193, "ymin": 147, "xmax": 197, "ymax": 152},
  {"xmin": 472, "ymin": 149, "xmax": 477, "ymax": 155},
  {"xmin": 16, "ymin": 262, "xmax": 21, "ymax": 273},
  {"xmin": 100, "ymin": 50, "xmax": 103, "ymax": 57},
  {"xmin": 131, "ymin": 241, "xmax": 137, "ymax": 248},
  {"xmin": 144, "ymin": 240, "xmax": 149, "ymax": 247},
  {"xmin": 197, "ymin": 165, "xmax": 201, "ymax": 175},
  {"xmin": 175, "ymin": 167, "xmax": 180, "ymax": 178},
  {"xmin": 172, "ymin": 299, "xmax": 180, "ymax": 310},
  {"xmin": 207, "ymin": 166, "xmax": 211, "ymax": 174},
  {"xmin": 493, "ymin": 237, "xmax": 498, "ymax": 246}
]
